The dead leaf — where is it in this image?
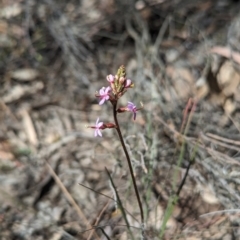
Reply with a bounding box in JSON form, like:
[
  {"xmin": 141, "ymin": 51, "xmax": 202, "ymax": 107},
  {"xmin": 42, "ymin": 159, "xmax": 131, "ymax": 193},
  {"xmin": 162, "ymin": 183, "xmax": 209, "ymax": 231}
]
[
  {"xmin": 199, "ymin": 185, "xmax": 219, "ymax": 204},
  {"xmin": 0, "ymin": 3, "xmax": 22, "ymax": 19},
  {"xmin": 166, "ymin": 66, "xmax": 194, "ymax": 99},
  {"xmin": 0, "ymin": 150, "xmax": 14, "ymax": 160},
  {"xmin": 0, "ymin": 21, "xmax": 8, "ymax": 33},
  {"xmin": 209, "ymin": 92, "xmax": 225, "ymax": 106},
  {"xmin": 224, "ymin": 98, "xmax": 235, "ymax": 115},
  {"xmin": 211, "ymin": 46, "xmax": 240, "ymax": 65},
  {"xmin": 3, "ymin": 82, "xmax": 44, "ymax": 103},
  {"xmin": 11, "ymin": 69, "xmax": 39, "ymax": 81},
  {"xmin": 196, "ymin": 77, "xmax": 210, "ymax": 99},
  {"xmin": 148, "ymin": 204, "xmax": 164, "ymax": 229},
  {"xmin": 217, "ymin": 60, "xmax": 240, "ymax": 96},
  {"xmin": 20, "ymin": 109, "xmax": 38, "ymax": 147}
]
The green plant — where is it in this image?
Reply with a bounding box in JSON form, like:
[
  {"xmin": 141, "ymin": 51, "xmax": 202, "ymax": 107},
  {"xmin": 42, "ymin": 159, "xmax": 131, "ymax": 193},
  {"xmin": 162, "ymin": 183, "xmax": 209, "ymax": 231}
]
[{"xmin": 88, "ymin": 65, "xmax": 145, "ymax": 239}]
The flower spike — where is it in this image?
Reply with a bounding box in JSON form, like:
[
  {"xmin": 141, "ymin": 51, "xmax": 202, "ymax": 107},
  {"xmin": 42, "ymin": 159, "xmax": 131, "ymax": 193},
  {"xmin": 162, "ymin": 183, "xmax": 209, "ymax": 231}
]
[{"xmin": 88, "ymin": 66, "xmax": 145, "ymax": 233}]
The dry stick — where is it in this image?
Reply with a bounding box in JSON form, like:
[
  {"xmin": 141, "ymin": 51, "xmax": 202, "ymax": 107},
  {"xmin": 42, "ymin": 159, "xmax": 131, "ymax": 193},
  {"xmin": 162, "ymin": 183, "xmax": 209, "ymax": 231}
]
[
  {"xmin": 105, "ymin": 167, "xmax": 132, "ymax": 234},
  {"xmin": 180, "ymin": 98, "xmax": 193, "ymax": 134},
  {"xmin": 176, "ymin": 160, "xmax": 192, "ymax": 196},
  {"xmin": 156, "ymin": 114, "xmax": 240, "ymax": 167},
  {"xmin": 99, "ymin": 228, "xmax": 111, "ymax": 240},
  {"xmin": 45, "ymin": 161, "xmax": 100, "ymax": 240},
  {"xmin": 176, "ymin": 137, "xmax": 198, "ymax": 197},
  {"xmin": 227, "ymin": 114, "xmax": 240, "ymax": 133},
  {"xmin": 200, "ymin": 209, "xmax": 240, "ymax": 218},
  {"xmin": 200, "ymin": 133, "xmax": 240, "ymax": 152},
  {"xmin": 172, "ymin": 99, "xmax": 196, "ymax": 193},
  {"xmin": 78, "ymin": 183, "xmax": 139, "ymax": 223},
  {"xmin": 206, "ymin": 132, "xmax": 240, "ymax": 146},
  {"xmin": 87, "ymin": 199, "xmax": 111, "ymax": 240},
  {"xmin": 81, "ymin": 223, "xmax": 142, "ymax": 234},
  {"xmin": 112, "ymin": 102, "xmax": 145, "ymax": 237}
]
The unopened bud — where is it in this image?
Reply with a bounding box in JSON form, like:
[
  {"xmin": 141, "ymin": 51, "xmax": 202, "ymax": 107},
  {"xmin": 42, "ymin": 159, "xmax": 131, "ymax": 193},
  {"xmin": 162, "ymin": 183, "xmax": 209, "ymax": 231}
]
[
  {"xmin": 110, "ymin": 83, "xmax": 117, "ymax": 95},
  {"xmin": 104, "ymin": 123, "xmax": 117, "ymax": 129},
  {"xmin": 117, "ymin": 107, "xmax": 128, "ymax": 113},
  {"xmin": 124, "ymin": 79, "xmax": 134, "ymax": 88},
  {"xmin": 106, "ymin": 74, "xmax": 115, "ymax": 83},
  {"xmin": 119, "ymin": 76, "xmax": 125, "ymax": 84},
  {"xmin": 117, "ymin": 89, "xmax": 127, "ymax": 98},
  {"xmin": 117, "ymin": 65, "xmax": 126, "ymax": 78}
]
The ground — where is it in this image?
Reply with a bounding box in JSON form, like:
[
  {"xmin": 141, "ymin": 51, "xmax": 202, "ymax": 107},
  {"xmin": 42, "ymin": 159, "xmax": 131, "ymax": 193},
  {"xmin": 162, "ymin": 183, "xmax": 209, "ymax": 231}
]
[{"xmin": 1, "ymin": 0, "xmax": 240, "ymax": 239}]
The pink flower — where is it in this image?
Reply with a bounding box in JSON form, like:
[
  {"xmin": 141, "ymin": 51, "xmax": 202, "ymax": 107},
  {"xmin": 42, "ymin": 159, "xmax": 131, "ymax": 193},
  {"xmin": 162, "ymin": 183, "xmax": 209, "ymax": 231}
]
[
  {"xmin": 125, "ymin": 79, "xmax": 132, "ymax": 88},
  {"xmin": 127, "ymin": 102, "xmax": 137, "ymax": 120},
  {"xmin": 94, "ymin": 118, "xmax": 103, "ymax": 137},
  {"xmin": 106, "ymin": 74, "xmax": 115, "ymax": 83},
  {"xmin": 98, "ymin": 86, "xmax": 111, "ymax": 105}
]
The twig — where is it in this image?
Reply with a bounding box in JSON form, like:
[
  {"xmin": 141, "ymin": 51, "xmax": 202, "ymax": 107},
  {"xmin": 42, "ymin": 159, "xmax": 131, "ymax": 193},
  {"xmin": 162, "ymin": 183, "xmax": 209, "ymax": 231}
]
[
  {"xmin": 206, "ymin": 132, "xmax": 240, "ymax": 146},
  {"xmin": 176, "ymin": 160, "xmax": 192, "ymax": 196},
  {"xmin": 45, "ymin": 161, "xmax": 100, "ymax": 240},
  {"xmin": 200, "ymin": 209, "xmax": 240, "ymax": 218},
  {"xmin": 200, "ymin": 132, "xmax": 240, "ymax": 152},
  {"xmin": 105, "ymin": 167, "xmax": 134, "ymax": 240},
  {"xmin": 153, "ymin": 15, "xmax": 171, "ymax": 52},
  {"xmin": 78, "ymin": 182, "xmax": 139, "ymax": 223},
  {"xmin": 99, "ymin": 228, "xmax": 111, "ymax": 240},
  {"xmin": 87, "ymin": 200, "xmax": 111, "ymax": 240},
  {"xmin": 81, "ymin": 223, "xmax": 142, "ymax": 234}
]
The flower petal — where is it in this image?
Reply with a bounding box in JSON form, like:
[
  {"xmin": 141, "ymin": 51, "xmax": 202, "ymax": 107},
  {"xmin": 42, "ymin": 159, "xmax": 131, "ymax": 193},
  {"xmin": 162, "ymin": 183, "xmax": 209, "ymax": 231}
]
[
  {"xmin": 104, "ymin": 86, "xmax": 111, "ymax": 94},
  {"xmin": 107, "ymin": 74, "xmax": 114, "ymax": 83},
  {"xmin": 99, "ymin": 98, "xmax": 105, "ymax": 105},
  {"xmin": 96, "ymin": 117, "xmax": 99, "ymax": 125},
  {"xmin": 133, "ymin": 112, "xmax": 137, "ymax": 120},
  {"xmin": 97, "ymin": 122, "xmax": 103, "ymax": 128},
  {"xmin": 125, "ymin": 79, "xmax": 132, "ymax": 88},
  {"xmin": 127, "ymin": 102, "xmax": 136, "ymax": 111},
  {"xmin": 104, "ymin": 95, "xmax": 110, "ymax": 101},
  {"xmin": 99, "ymin": 87, "xmax": 105, "ymax": 95},
  {"xmin": 97, "ymin": 129, "xmax": 102, "ymax": 137}
]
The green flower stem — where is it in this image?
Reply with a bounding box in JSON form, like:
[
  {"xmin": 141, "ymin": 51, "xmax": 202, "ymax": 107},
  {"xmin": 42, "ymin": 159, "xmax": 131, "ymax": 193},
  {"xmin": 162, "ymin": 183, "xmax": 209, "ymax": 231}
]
[{"xmin": 112, "ymin": 102, "xmax": 145, "ymax": 232}]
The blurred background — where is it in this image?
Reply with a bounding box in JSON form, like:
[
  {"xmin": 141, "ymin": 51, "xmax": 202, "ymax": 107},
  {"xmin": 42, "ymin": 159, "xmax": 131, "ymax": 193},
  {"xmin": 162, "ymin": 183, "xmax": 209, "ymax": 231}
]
[{"xmin": 1, "ymin": 0, "xmax": 240, "ymax": 239}]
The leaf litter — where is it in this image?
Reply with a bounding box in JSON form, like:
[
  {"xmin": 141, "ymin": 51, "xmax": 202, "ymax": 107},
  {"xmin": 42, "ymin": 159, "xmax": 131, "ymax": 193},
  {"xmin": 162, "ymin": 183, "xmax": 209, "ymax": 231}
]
[{"xmin": 0, "ymin": 0, "xmax": 240, "ymax": 239}]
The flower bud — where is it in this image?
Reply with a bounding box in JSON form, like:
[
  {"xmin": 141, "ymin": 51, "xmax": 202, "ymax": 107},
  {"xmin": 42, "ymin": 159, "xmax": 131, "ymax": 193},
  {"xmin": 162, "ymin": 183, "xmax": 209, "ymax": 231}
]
[
  {"xmin": 119, "ymin": 76, "xmax": 125, "ymax": 84},
  {"xmin": 104, "ymin": 123, "xmax": 117, "ymax": 129},
  {"xmin": 117, "ymin": 107, "xmax": 128, "ymax": 113},
  {"xmin": 106, "ymin": 74, "xmax": 115, "ymax": 83},
  {"xmin": 116, "ymin": 65, "xmax": 126, "ymax": 79},
  {"xmin": 124, "ymin": 79, "xmax": 134, "ymax": 88}
]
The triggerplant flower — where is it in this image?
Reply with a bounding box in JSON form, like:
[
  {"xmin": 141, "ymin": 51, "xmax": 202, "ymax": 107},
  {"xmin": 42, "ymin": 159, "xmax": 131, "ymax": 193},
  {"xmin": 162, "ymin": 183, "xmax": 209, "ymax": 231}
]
[
  {"xmin": 89, "ymin": 66, "xmax": 145, "ymax": 234},
  {"xmin": 87, "ymin": 118, "xmax": 117, "ymax": 137},
  {"xmin": 98, "ymin": 86, "xmax": 111, "ymax": 105},
  {"xmin": 127, "ymin": 102, "xmax": 138, "ymax": 120},
  {"xmin": 94, "ymin": 117, "xmax": 103, "ymax": 137}
]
